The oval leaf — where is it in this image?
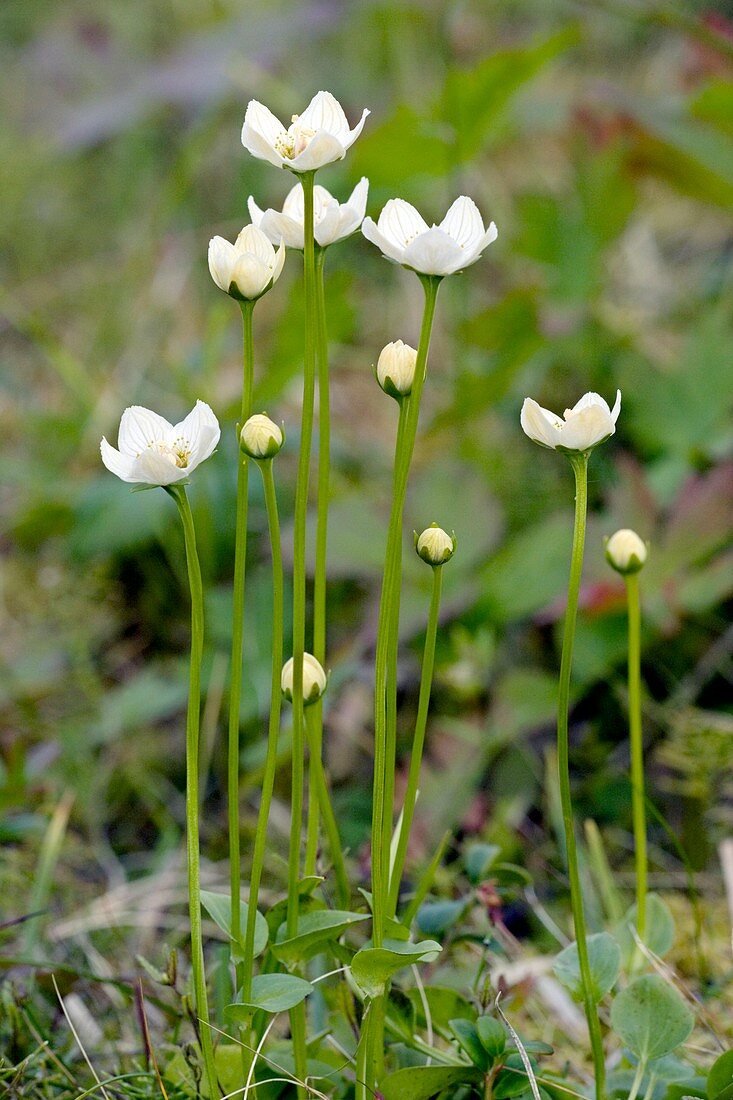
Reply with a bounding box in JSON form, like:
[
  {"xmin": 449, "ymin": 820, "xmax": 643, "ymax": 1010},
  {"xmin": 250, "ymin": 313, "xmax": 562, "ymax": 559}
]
[
  {"xmin": 708, "ymin": 1051, "xmax": 733, "ymax": 1100},
  {"xmin": 200, "ymin": 891, "xmax": 268, "ymax": 960},
  {"xmin": 351, "ymin": 938, "xmax": 441, "ymax": 998},
  {"xmin": 616, "ymin": 894, "xmax": 675, "ymax": 963},
  {"xmin": 610, "ymin": 975, "xmax": 694, "ymax": 1061},
  {"xmin": 227, "ymin": 973, "xmax": 313, "ymax": 1016},
  {"xmin": 449, "ymin": 1018, "xmax": 490, "ymax": 1071},
  {"xmin": 271, "ymin": 910, "xmax": 369, "ymax": 966},
  {"xmin": 552, "ymin": 932, "xmax": 621, "ymax": 1003},
  {"xmin": 416, "ymin": 899, "xmax": 468, "ymax": 937},
  {"xmin": 380, "ymin": 1065, "xmax": 482, "ymax": 1100}
]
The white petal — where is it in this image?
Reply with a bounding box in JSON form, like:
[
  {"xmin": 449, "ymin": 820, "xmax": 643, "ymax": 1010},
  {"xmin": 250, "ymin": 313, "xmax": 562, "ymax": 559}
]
[
  {"xmin": 259, "ymin": 210, "xmax": 304, "ymax": 249},
  {"xmin": 247, "ymin": 196, "xmax": 266, "ymax": 228},
  {"xmin": 282, "ymin": 182, "xmax": 305, "ymax": 220},
  {"xmin": 343, "ymin": 108, "xmax": 370, "ymax": 151},
  {"xmin": 439, "ymin": 195, "xmax": 485, "ymax": 251},
  {"xmin": 361, "ymin": 216, "xmax": 407, "ymax": 264},
  {"xmin": 177, "ymin": 400, "xmax": 221, "ymax": 470},
  {"xmin": 298, "ymin": 90, "xmax": 350, "ymax": 139},
  {"xmin": 289, "ymin": 130, "xmax": 345, "ymax": 171},
  {"xmin": 271, "ymin": 239, "xmax": 286, "ymax": 284},
  {"xmin": 134, "ymin": 449, "xmax": 186, "ymax": 486},
  {"xmin": 235, "ymin": 224, "xmax": 276, "ymax": 266},
  {"xmin": 118, "ymin": 406, "xmax": 172, "ymax": 457},
  {"xmin": 344, "ymin": 177, "xmax": 369, "ymax": 219},
  {"xmin": 402, "ymin": 226, "xmax": 466, "ymax": 275},
  {"xmin": 100, "ymin": 438, "xmax": 137, "ymax": 482},
  {"xmin": 208, "ymin": 236, "xmax": 235, "ymax": 292},
  {"xmin": 561, "ymin": 406, "xmax": 615, "ymax": 451},
  {"xmin": 377, "ymin": 198, "xmax": 430, "ymax": 249},
  {"xmin": 611, "ymin": 389, "xmax": 622, "ymax": 423},
  {"xmin": 241, "ymin": 100, "xmax": 287, "ymax": 167},
  {"xmin": 478, "ymin": 221, "xmax": 499, "ymax": 250},
  {"xmin": 314, "ymin": 200, "xmax": 343, "ymax": 246},
  {"xmin": 566, "ymin": 391, "xmax": 608, "ymax": 416},
  {"xmin": 231, "ymin": 253, "xmax": 273, "ymax": 298},
  {"xmin": 520, "ymin": 398, "xmax": 562, "ymax": 449},
  {"xmin": 312, "ymin": 184, "xmax": 337, "ymax": 223}
]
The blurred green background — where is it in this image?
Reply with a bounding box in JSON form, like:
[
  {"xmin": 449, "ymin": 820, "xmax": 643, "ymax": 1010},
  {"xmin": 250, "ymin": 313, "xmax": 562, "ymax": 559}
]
[{"xmin": 1, "ymin": 0, "xmax": 732, "ymax": 965}]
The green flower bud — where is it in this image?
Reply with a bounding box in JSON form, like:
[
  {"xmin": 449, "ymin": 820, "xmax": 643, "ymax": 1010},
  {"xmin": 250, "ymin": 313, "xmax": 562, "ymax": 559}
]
[
  {"xmin": 605, "ymin": 528, "xmax": 648, "ymax": 575},
  {"xmin": 240, "ymin": 413, "xmax": 284, "ymax": 459}
]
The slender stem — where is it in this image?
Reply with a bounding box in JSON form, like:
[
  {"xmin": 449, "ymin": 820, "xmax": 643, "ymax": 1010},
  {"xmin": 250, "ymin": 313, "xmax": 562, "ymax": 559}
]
[
  {"xmin": 626, "ymin": 571, "xmax": 647, "ymax": 947},
  {"xmin": 304, "ymin": 707, "xmax": 349, "ymax": 908},
  {"xmin": 227, "ymin": 299, "xmax": 255, "ymax": 978},
  {"xmin": 288, "ymin": 169, "xmax": 318, "ymax": 1099},
  {"xmin": 557, "ymin": 454, "xmax": 605, "ymax": 1100},
  {"xmin": 366, "ymin": 992, "xmax": 386, "ymax": 1089},
  {"xmin": 627, "ymin": 1058, "xmax": 647, "ymax": 1100},
  {"xmin": 389, "ymin": 564, "xmax": 443, "ymax": 913},
  {"xmin": 354, "ymin": 1001, "xmax": 371, "ymax": 1100},
  {"xmin": 306, "ymin": 246, "xmax": 331, "ymax": 879},
  {"xmin": 169, "ymin": 486, "xmax": 218, "ymax": 1099},
  {"xmin": 371, "ymin": 275, "xmax": 441, "ymax": 949},
  {"xmin": 240, "ymin": 460, "xmax": 284, "ymax": 996}
]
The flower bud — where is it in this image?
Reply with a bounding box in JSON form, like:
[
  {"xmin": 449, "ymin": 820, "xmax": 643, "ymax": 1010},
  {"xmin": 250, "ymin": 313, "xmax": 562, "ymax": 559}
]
[
  {"xmin": 605, "ymin": 528, "xmax": 648, "ymax": 575},
  {"xmin": 281, "ymin": 653, "xmax": 327, "ymax": 706},
  {"xmin": 240, "ymin": 414, "xmax": 284, "ymax": 459},
  {"xmin": 376, "ymin": 340, "xmax": 418, "ymax": 399},
  {"xmin": 415, "ymin": 524, "xmax": 456, "ymax": 567}
]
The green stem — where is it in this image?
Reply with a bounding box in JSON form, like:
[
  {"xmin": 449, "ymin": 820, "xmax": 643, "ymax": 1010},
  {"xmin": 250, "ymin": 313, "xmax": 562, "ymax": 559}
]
[
  {"xmin": 227, "ymin": 299, "xmax": 255, "ymax": 981},
  {"xmin": 304, "ymin": 707, "xmax": 349, "ymax": 908},
  {"xmin": 626, "ymin": 571, "xmax": 647, "ymax": 948},
  {"xmin": 288, "ymin": 169, "xmax": 318, "ymax": 1099},
  {"xmin": 371, "ymin": 275, "xmax": 441, "ymax": 952},
  {"xmin": 558, "ymin": 454, "xmax": 605, "ymax": 1100},
  {"xmin": 306, "ymin": 246, "xmax": 330, "ymax": 880},
  {"xmin": 627, "ymin": 1058, "xmax": 647, "ymax": 1100},
  {"xmin": 389, "ymin": 564, "xmax": 443, "ymax": 913},
  {"xmin": 169, "ymin": 485, "xmax": 218, "ymax": 1099},
  {"xmin": 240, "ymin": 459, "xmax": 284, "ymax": 999}
]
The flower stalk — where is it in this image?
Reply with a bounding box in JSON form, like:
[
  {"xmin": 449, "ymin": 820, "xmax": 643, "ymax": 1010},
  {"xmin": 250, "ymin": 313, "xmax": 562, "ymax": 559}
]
[
  {"xmin": 625, "ymin": 570, "xmax": 647, "ymax": 946},
  {"xmin": 304, "ymin": 706, "xmax": 349, "ymax": 907},
  {"xmin": 227, "ymin": 299, "xmax": 255, "ymax": 986},
  {"xmin": 558, "ymin": 453, "xmax": 606, "ymax": 1100},
  {"xmin": 167, "ymin": 484, "xmax": 218, "ymax": 1100}
]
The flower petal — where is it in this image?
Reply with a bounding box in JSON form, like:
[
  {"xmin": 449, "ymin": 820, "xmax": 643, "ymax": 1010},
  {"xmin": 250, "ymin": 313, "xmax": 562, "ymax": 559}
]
[
  {"xmin": 230, "ymin": 253, "xmax": 273, "ymax": 298},
  {"xmin": 439, "ymin": 195, "xmax": 485, "ymax": 251},
  {"xmin": 134, "ymin": 449, "xmax": 187, "ymax": 485},
  {"xmin": 361, "ymin": 216, "xmax": 407, "ymax": 264},
  {"xmin": 259, "ymin": 210, "xmax": 303, "ymax": 249},
  {"xmin": 271, "ymin": 239, "xmax": 286, "ymax": 283},
  {"xmin": 561, "ymin": 405, "xmax": 615, "ymax": 451},
  {"xmin": 208, "ymin": 236, "xmax": 235, "ymax": 292},
  {"xmin": 402, "ymin": 226, "xmax": 465, "ymax": 275},
  {"xmin": 118, "ymin": 406, "xmax": 172, "ymax": 457},
  {"xmin": 376, "ymin": 198, "xmax": 429, "ymax": 249},
  {"xmin": 478, "ymin": 221, "xmax": 499, "ymax": 251},
  {"xmin": 241, "ymin": 100, "xmax": 287, "ymax": 168},
  {"xmin": 282, "ymin": 182, "xmax": 306, "ymax": 219},
  {"xmin": 247, "ymin": 196, "xmax": 266, "ymax": 228},
  {"xmin": 343, "ymin": 108, "xmax": 370, "ymax": 150},
  {"xmin": 235, "ymin": 224, "xmax": 276, "ymax": 265},
  {"xmin": 520, "ymin": 398, "xmax": 563, "ymax": 449},
  {"xmin": 331, "ymin": 177, "xmax": 369, "ymax": 242},
  {"xmin": 314, "ymin": 200, "xmax": 343, "ymax": 246},
  {"xmin": 175, "ymin": 400, "xmax": 221, "ymax": 470},
  {"xmin": 611, "ymin": 389, "xmax": 622, "ymax": 423},
  {"xmin": 100, "ymin": 438, "xmax": 137, "ymax": 482},
  {"xmin": 289, "ymin": 130, "xmax": 346, "ymax": 171},
  {"xmin": 297, "ymin": 90, "xmax": 350, "ymax": 139}
]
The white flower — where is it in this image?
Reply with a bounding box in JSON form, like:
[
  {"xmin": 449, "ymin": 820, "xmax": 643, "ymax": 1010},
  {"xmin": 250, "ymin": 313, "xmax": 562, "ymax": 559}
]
[
  {"xmin": 362, "ymin": 196, "xmax": 497, "ymax": 276},
  {"xmin": 281, "ymin": 653, "xmax": 327, "ymax": 706},
  {"xmin": 208, "ymin": 225, "xmax": 285, "ymax": 301},
  {"xmin": 248, "ymin": 177, "xmax": 369, "ymax": 250},
  {"xmin": 416, "ymin": 525, "xmax": 456, "ymax": 566},
  {"xmin": 100, "ymin": 401, "xmax": 220, "ymax": 486},
  {"xmin": 520, "ymin": 391, "xmax": 622, "ymax": 453},
  {"xmin": 241, "ymin": 90, "xmax": 369, "ymax": 173},
  {"xmin": 605, "ymin": 529, "xmax": 647, "ymax": 574},
  {"xmin": 240, "ymin": 413, "xmax": 284, "ymax": 459},
  {"xmin": 376, "ymin": 340, "xmax": 418, "ymax": 398}
]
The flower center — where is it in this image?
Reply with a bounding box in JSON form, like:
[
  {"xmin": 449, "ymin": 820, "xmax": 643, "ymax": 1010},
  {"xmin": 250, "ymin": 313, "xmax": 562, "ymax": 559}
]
[
  {"xmin": 275, "ymin": 114, "xmax": 316, "ymax": 160},
  {"xmin": 145, "ymin": 438, "xmax": 191, "ymax": 468}
]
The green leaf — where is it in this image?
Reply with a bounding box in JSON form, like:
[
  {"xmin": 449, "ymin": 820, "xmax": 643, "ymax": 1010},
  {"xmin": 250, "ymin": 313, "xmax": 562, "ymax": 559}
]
[
  {"xmin": 476, "ymin": 1016, "xmax": 507, "ymax": 1059},
  {"xmin": 449, "ymin": 1018, "xmax": 490, "ymax": 1071},
  {"xmin": 552, "ymin": 932, "xmax": 621, "ymax": 1003},
  {"xmin": 616, "ymin": 894, "xmax": 676, "ymax": 964},
  {"xmin": 407, "ymin": 984, "xmax": 474, "ymax": 1029},
  {"xmin": 271, "ymin": 909, "xmax": 369, "ymax": 966},
  {"xmin": 610, "ymin": 975, "xmax": 694, "ymax": 1061},
  {"xmin": 708, "ymin": 1051, "xmax": 733, "ymax": 1100},
  {"xmin": 416, "ymin": 899, "xmax": 468, "ymax": 936},
  {"xmin": 351, "ymin": 938, "xmax": 442, "ymax": 998},
  {"xmin": 465, "ymin": 843, "xmax": 501, "ymax": 884},
  {"xmin": 200, "ymin": 891, "xmax": 268, "ymax": 961},
  {"xmin": 226, "ymin": 974, "xmax": 313, "ymax": 1016},
  {"xmin": 380, "ymin": 1065, "xmax": 482, "ymax": 1100},
  {"xmin": 494, "ymin": 1055, "xmax": 535, "ymax": 1098}
]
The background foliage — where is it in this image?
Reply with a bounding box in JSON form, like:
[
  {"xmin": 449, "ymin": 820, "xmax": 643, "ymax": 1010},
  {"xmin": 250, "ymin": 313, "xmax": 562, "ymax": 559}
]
[{"xmin": 1, "ymin": 0, "xmax": 732, "ymax": 1087}]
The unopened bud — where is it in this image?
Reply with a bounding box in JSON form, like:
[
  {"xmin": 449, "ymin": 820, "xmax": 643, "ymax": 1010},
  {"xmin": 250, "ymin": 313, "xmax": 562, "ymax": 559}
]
[
  {"xmin": 281, "ymin": 653, "xmax": 327, "ymax": 706},
  {"xmin": 240, "ymin": 413, "xmax": 284, "ymax": 459},
  {"xmin": 415, "ymin": 524, "xmax": 456, "ymax": 567},
  {"xmin": 605, "ymin": 528, "xmax": 647, "ymax": 575},
  {"xmin": 376, "ymin": 340, "xmax": 417, "ymax": 399}
]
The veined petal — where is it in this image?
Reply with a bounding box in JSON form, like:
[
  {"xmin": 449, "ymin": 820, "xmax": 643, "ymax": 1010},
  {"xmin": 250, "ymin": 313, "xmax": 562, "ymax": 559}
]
[
  {"xmin": 561, "ymin": 405, "xmax": 615, "ymax": 451},
  {"xmin": 402, "ymin": 226, "xmax": 465, "ymax": 275},
  {"xmin": 173, "ymin": 400, "xmax": 220, "ymax": 457},
  {"xmin": 298, "ymin": 90, "xmax": 350, "ymax": 140},
  {"xmin": 566, "ymin": 391, "xmax": 610, "ymax": 417},
  {"xmin": 313, "ymin": 184, "xmax": 337, "ymax": 223},
  {"xmin": 208, "ymin": 236, "xmax": 236, "ymax": 292},
  {"xmin": 520, "ymin": 398, "xmax": 563, "ymax": 449},
  {"xmin": 377, "ymin": 198, "xmax": 430, "ymax": 249},
  {"xmin": 343, "ymin": 176, "xmax": 369, "ymax": 219},
  {"xmin": 259, "ymin": 210, "xmax": 304, "ymax": 249},
  {"xmin": 343, "ymin": 108, "xmax": 370, "ymax": 150},
  {"xmin": 361, "ymin": 217, "xmax": 407, "ymax": 264},
  {"xmin": 289, "ymin": 130, "xmax": 345, "ymax": 171},
  {"xmin": 241, "ymin": 100, "xmax": 287, "ymax": 167},
  {"xmin": 235, "ymin": 224, "xmax": 276, "ymax": 266},
  {"xmin": 134, "ymin": 449, "xmax": 187, "ymax": 486},
  {"xmin": 247, "ymin": 196, "xmax": 265, "ymax": 228},
  {"xmin": 282, "ymin": 182, "xmax": 306, "ymax": 220},
  {"xmin": 439, "ymin": 195, "xmax": 485, "ymax": 251},
  {"xmin": 100, "ymin": 438, "xmax": 137, "ymax": 482},
  {"xmin": 611, "ymin": 389, "xmax": 622, "ymax": 423},
  {"xmin": 271, "ymin": 239, "xmax": 286, "ymax": 283},
  {"xmin": 477, "ymin": 221, "xmax": 499, "ymax": 252},
  {"xmin": 118, "ymin": 406, "xmax": 172, "ymax": 457},
  {"xmin": 230, "ymin": 253, "xmax": 273, "ymax": 298},
  {"xmin": 314, "ymin": 201, "xmax": 343, "ymax": 246}
]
